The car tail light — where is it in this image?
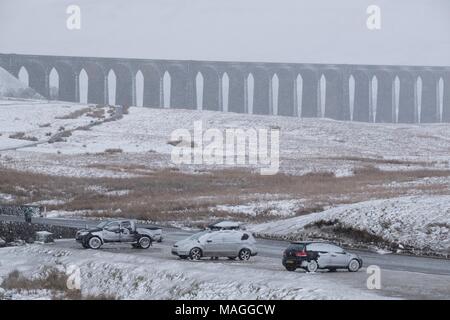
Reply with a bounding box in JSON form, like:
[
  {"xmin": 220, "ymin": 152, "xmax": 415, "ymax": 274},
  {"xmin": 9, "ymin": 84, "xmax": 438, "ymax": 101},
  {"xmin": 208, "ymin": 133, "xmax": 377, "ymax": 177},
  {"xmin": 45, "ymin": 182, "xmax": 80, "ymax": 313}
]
[{"xmin": 295, "ymin": 250, "xmax": 307, "ymax": 257}]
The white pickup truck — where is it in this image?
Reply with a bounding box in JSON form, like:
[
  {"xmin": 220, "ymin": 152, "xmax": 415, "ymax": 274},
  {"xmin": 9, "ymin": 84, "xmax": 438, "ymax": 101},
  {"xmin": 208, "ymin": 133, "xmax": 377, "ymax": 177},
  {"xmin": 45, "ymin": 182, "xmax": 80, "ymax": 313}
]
[{"xmin": 75, "ymin": 219, "xmax": 162, "ymax": 249}]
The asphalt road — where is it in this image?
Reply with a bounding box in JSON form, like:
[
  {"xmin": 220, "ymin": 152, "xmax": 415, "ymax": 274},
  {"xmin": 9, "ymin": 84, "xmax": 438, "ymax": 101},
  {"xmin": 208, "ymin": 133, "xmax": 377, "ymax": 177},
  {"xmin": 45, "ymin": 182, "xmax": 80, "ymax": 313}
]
[{"xmin": 2, "ymin": 214, "xmax": 450, "ymax": 277}]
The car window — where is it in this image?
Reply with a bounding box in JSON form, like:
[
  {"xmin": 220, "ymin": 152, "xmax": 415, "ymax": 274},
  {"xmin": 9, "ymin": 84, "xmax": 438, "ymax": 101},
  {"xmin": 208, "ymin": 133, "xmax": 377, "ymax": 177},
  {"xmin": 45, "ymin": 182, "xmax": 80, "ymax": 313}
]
[
  {"xmin": 188, "ymin": 231, "xmax": 209, "ymax": 240},
  {"xmin": 207, "ymin": 233, "xmax": 224, "ymax": 242},
  {"xmin": 306, "ymin": 243, "xmax": 329, "ymax": 252},
  {"xmin": 96, "ymin": 221, "xmax": 108, "ymax": 228},
  {"xmin": 241, "ymin": 233, "xmax": 250, "ymax": 241},
  {"xmin": 105, "ymin": 222, "xmax": 120, "ymax": 232},
  {"xmin": 326, "ymin": 244, "xmax": 345, "ymax": 253},
  {"xmin": 121, "ymin": 221, "xmax": 132, "ymax": 231},
  {"xmin": 287, "ymin": 243, "xmax": 305, "ymax": 251}
]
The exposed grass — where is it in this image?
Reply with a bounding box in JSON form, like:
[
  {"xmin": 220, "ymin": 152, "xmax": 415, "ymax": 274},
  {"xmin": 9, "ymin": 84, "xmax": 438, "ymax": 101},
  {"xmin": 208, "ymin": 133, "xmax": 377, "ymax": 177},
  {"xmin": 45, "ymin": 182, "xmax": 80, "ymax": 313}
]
[
  {"xmin": 305, "ymin": 220, "xmax": 388, "ymax": 245},
  {"xmin": 103, "ymin": 148, "xmax": 123, "ymax": 154},
  {"xmin": 1, "ymin": 268, "xmax": 80, "ymax": 299},
  {"xmin": 8, "ymin": 132, "xmax": 38, "ymax": 142},
  {"xmin": 1, "ymin": 165, "xmax": 450, "ymax": 225},
  {"xmin": 55, "ymin": 107, "xmax": 91, "ymax": 120},
  {"xmin": 1, "ymin": 269, "xmax": 117, "ymax": 300}
]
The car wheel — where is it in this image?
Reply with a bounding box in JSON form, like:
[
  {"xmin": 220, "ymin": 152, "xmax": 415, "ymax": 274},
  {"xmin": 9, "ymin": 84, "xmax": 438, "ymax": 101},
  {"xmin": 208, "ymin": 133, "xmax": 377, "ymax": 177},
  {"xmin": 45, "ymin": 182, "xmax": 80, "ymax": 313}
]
[
  {"xmin": 238, "ymin": 248, "xmax": 251, "ymax": 261},
  {"xmin": 306, "ymin": 260, "xmax": 318, "ymax": 272},
  {"xmin": 285, "ymin": 266, "xmax": 296, "ymax": 272},
  {"xmin": 88, "ymin": 236, "xmax": 102, "ymax": 249},
  {"xmin": 138, "ymin": 236, "xmax": 152, "ymax": 249},
  {"xmin": 189, "ymin": 247, "xmax": 202, "ymax": 260},
  {"xmin": 348, "ymin": 259, "xmax": 360, "ymax": 272}
]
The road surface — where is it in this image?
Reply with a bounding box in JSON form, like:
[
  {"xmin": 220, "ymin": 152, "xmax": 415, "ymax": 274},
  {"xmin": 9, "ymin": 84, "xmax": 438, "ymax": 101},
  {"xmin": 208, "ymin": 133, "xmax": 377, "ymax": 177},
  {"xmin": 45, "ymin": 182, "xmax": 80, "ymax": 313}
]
[{"xmin": 1, "ymin": 214, "xmax": 450, "ymax": 299}]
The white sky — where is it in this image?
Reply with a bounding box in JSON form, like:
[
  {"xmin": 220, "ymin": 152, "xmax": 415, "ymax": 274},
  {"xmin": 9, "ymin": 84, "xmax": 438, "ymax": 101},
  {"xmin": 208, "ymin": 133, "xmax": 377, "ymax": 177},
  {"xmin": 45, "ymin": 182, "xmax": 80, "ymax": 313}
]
[{"xmin": 0, "ymin": 0, "xmax": 449, "ymax": 66}]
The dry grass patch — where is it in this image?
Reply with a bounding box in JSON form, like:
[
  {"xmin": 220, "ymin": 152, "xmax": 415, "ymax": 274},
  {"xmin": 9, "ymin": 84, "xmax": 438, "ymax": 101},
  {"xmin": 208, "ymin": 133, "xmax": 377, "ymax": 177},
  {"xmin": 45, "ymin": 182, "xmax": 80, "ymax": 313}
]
[
  {"xmin": 1, "ymin": 166, "xmax": 450, "ymax": 225},
  {"xmin": 56, "ymin": 107, "xmax": 91, "ymax": 120},
  {"xmin": 8, "ymin": 132, "xmax": 38, "ymax": 142}
]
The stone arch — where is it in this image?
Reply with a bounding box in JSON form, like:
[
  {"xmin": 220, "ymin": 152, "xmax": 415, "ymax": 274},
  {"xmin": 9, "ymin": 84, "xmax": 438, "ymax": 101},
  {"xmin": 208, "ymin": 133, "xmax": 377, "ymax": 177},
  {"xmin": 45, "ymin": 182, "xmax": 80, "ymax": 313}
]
[
  {"xmin": 221, "ymin": 72, "xmax": 230, "ymax": 112},
  {"xmin": 18, "ymin": 66, "xmax": 29, "ymax": 86},
  {"xmin": 163, "ymin": 71, "xmax": 171, "ymax": 108},
  {"xmin": 135, "ymin": 70, "xmax": 144, "ymax": 107},
  {"xmin": 78, "ymin": 68, "xmax": 89, "ymax": 103},
  {"xmin": 271, "ymin": 73, "xmax": 279, "ymax": 115},
  {"xmin": 79, "ymin": 62, "xmax": 108, "ymax": 105},
  {"xmin": 418, "ymin": 71, "xmax": 439, "ymax": 123},
  {"xmin": 350, "ymin": 69, "xmax": 371, "ymax": 122},
  {"xmin": 52, "ymin": 61, "xmax": 78, "ymax": 102},
  {"xmin": 15, "ymin": 59, "xmax": 49, "ymax": 98},
  {"xmin": 250, "ymin": 67, "xmax": 272, "ymax": 115},
  {"xmin": 298, "ymin": 68, "xmax": 319, "ymax": 118},
  {"xmin": 49, "ymin": 68, "xmax": 59, "ymax": 100},
  {"xmin": 320, "ymin": 68, "xmax": 347, "ymax": 120},
  {"xmin": 109, "ymin": 63, "xmax": 135, "ymax": 106},
  {"xmin": 106, "ymin": 69, "xmax": 117, "ymax": 105},
  {"xmin": 397, "ymin": 70, "xmax": 417, "ymax": 123},
  {"xmin": 140, "ymin": 64, "xmax": 162, "ymax": 108},
  {"xmin": 373, "ymin": 70, "xmax": 395, "ymax": 123},
  {"xmin": 0, "ymin": 56, "xmax": 8, "ymax": 71},
  {"xmin": 165, "ymin": 65, "xmax": 191, "ymax": 109},
  {"xmin": 443, "ymin": 72, "xmax": 450, "ymax": 122},
  {"xmin": 193, "ymin": 66, "xmax": 221, "ymax": 111},
  {"xmin": 275, "ymin": 68, "xmax": 296, "ymax": 116},
  {"xmin": 227, "ymin": 67, "xmax": 247, "ymax": 113},
  {"xmin": 195, "ymin": 72, "xmax": 204, "ymax": 109}
]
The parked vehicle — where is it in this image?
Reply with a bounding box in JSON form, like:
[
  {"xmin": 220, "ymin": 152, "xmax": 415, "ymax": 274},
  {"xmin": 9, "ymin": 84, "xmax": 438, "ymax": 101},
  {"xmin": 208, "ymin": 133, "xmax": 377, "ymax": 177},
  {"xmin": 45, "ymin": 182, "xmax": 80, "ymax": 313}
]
[
  {"xmin": 208, "ymin": 221, "xmax": 243, "ymax": 231},
  {"xmin": 172, "ymin": 230, "xmax": 257, "ymax": 261},
  {"xmin": 282, "ymin": 241, "xmax": 363, "ymax": 272},
  {"xmin": 75, "ymin": 219, "xmax": 162, "ymax": 249}
]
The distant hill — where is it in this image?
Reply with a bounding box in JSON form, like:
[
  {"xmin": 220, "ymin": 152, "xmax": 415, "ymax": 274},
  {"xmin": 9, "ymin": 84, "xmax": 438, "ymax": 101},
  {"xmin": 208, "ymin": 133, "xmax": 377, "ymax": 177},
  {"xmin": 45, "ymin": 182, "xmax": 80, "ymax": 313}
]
[{"xmin": 0, "ymin": 67, "xmax": 43, "ymax": 99}]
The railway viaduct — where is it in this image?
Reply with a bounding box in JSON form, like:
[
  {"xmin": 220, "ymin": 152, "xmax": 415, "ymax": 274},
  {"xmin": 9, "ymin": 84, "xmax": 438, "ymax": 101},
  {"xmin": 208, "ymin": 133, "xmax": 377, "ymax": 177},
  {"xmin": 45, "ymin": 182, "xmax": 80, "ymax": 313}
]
[{"xmin": 1, "ymin": 53, "xmax": 449, "ymax": 123}]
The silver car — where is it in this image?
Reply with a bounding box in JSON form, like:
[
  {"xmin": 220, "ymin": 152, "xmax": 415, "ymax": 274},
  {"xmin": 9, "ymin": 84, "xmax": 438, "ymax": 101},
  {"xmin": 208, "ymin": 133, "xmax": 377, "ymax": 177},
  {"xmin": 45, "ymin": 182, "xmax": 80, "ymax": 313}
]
[
  {"xmin": 282, "ymin": 241, "xmax": 363, "ymax": 272},
  {"xmin": 172, "ymin": 230, "xmax": 258, "ymax": 261}
]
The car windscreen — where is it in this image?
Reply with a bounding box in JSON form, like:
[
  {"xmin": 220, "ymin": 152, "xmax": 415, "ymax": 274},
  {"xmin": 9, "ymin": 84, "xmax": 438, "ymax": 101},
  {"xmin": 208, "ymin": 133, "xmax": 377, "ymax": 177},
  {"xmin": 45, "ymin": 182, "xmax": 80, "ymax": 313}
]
[
  {"xmin": 96, "ymin": 221, "xmax": 109, "ymax": 228},
  {"xmin": 287, "ymin": 243, "xmax": 305, "ymax": 251},
  {"xmin": 188, "ymin": 231, "xmax": 209, "ymax": 240}
]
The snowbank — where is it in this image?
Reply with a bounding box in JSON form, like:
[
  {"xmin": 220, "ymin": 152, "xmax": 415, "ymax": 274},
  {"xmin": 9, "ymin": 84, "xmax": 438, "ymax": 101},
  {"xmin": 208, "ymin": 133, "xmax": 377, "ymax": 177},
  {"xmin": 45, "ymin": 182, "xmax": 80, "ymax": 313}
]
[
  {"xmin": 0, "ymin": 67, "xmax": 41, "ymax": 99},
  {"xmin": 213, "ymin": 199, "xmax": 305, "ymax": 217},
  {"xmin": 0, "ymin": 244, "xmax": 383, "ymax": 300},
  {"xmin": 249, "ymin": 196, "xmax": 450, "ymax": 255}
]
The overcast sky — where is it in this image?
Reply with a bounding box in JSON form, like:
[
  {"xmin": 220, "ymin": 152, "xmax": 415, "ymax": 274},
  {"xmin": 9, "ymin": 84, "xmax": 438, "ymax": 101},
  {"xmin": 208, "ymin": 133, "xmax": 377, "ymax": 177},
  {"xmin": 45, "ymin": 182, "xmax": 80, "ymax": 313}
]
[{"xmin": 0, "ymin": 0, "xmax": 449, "ymax": 66}]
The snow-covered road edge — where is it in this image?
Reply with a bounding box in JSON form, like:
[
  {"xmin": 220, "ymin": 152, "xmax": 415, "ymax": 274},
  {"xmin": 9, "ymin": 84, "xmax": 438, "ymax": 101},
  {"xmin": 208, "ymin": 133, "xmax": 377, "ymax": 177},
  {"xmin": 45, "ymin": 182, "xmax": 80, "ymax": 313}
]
[{"xmin": 0, "ymin": 243, "xmax": 385, "ymax": 300}]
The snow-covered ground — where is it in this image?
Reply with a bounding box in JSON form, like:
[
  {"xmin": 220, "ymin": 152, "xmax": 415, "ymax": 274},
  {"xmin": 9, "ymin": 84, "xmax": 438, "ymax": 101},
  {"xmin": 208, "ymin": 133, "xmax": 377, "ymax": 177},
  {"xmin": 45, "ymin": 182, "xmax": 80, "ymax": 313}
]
[
  {"xmin": 249, "ymin": 195, "xmax": 450, "ymax": 256},
  {"xmin": 0, "ymin": 242, "xmax": 385, "ymax": 300},
  {"xmin": 1, "ymin": 99, "xmax": 450, "ymax": 177}
]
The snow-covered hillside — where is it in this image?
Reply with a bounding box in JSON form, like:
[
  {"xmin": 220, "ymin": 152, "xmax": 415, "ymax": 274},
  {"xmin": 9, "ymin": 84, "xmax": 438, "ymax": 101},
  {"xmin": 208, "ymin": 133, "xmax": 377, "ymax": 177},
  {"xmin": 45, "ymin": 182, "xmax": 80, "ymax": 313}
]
[
  {"xmin": 0, "ymin": 67, "xmax": 41, "ymax": 99},
  {"xmin": 1, "ymin": 99, "xmax": 450, "ymax": 177},
  {"xmin": 249, "ymin": 196, "xmax": 450, "ymax": 256}
]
